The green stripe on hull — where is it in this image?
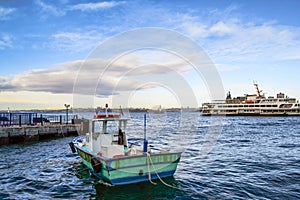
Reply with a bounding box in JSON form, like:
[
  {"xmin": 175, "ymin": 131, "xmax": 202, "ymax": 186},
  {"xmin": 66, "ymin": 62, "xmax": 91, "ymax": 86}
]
[
  {"xmin": 82, "ymin": 159, "xmax": 93, "ymax": 169},
  {"xmin": 75, "ymin": 145, "xmax": 181, "ymax": 185},
  {"xmin": 103, "ymin": 161, "xmax": 179, "ymax": 180},
  {"xmin": 108, "ymin": 153, "xmax": 180, "ymax": 170},
  {"xmin": 108, "ymin": 170, "xmax": 177, "ymax": 185}
]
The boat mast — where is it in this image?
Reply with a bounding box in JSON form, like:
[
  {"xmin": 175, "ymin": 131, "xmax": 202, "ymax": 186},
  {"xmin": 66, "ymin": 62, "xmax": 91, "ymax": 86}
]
[{"xmin": 143, "ymin": 113, "xmax": 148, "ymax": 152}]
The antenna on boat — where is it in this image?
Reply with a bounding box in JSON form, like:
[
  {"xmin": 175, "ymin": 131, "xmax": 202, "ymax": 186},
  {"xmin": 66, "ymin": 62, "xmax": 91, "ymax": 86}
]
[
  {"xmin": 143, "ymin": 113, "xmax": 148, "ymax": 152},
  {"xmin": 253, "ymin": 81, "xmax": 263, "ymax": 98},
  {"xmin": 105, "ymin": 103, "xmax": 108, "ymax": 117}
]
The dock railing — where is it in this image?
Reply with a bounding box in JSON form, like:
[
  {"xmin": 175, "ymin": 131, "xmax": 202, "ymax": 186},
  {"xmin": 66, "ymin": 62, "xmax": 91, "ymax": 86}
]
[{"xmin": 0, "ymin": 112, "xmax": 73, "ymax": 127}]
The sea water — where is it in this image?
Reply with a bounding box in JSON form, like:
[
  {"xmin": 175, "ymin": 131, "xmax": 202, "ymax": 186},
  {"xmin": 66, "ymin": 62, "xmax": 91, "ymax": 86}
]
[{"xmin": 0, "ymin": 112, "xmax": 299, "ymax": 199}]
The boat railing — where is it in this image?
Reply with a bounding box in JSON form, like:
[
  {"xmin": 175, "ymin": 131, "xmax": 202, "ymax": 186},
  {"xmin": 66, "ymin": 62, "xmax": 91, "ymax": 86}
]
[{"xmin": 211, "ymin": 100, "xmax": 226, "ymax": 103}]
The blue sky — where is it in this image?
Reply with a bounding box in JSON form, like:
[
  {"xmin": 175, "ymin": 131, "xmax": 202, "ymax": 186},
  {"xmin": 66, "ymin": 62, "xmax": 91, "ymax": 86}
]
[{"xmin": 0, "ymin": 0, "xmax": 300, "ymax": 110}]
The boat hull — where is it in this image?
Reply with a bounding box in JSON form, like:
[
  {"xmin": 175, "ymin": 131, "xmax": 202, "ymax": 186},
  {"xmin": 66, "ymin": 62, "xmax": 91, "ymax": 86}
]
[{"xmin": 74, "ymin": 144, "xmax": 181, "ymax": 185}]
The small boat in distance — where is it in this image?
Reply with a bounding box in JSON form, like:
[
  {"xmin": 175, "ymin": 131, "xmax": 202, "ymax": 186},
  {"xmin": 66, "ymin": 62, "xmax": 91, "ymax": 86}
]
[
  {"xmin": 202, "ymin": 83, "xmax": 300, "ymax": 116},
  {"xmin": 149, "ymin": 105, "xmax": 165, "ymax": 114},
  {"xmin": 69, "ymin": 106, "xmax": 182, "ymax": 185}
]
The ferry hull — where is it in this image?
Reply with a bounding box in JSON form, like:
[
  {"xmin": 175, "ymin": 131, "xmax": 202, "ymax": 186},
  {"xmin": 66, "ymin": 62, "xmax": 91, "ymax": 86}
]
[
  {"xmin": 74, "ymin": 144, "xmax": 181, "ymax": 185},
  {"xmin": 202, "ymin": 111, "xmax": 300, "ymax": 116}
]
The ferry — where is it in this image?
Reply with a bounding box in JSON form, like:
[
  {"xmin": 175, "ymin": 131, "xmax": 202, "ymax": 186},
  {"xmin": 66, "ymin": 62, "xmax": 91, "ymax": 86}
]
[
  {"xmin": 69, "ymin": 105, "xmax": 182, "ymax": 185},
  {"xmin": 202, "ymin": 84, "xmax": 300, "ymax": 116}
]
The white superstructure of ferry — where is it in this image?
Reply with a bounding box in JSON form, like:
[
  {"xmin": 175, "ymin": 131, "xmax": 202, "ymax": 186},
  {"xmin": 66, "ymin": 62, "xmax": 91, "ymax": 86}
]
[{"xmin": 202, "ymin": 84, "xmax": 300, "ymax": 116}]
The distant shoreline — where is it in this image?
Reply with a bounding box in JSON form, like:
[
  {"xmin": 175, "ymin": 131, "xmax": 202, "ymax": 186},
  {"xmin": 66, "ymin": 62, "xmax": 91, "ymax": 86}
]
[{"xmin": 0, "ymin": 107, "xmax": 201, "ymax": 113}]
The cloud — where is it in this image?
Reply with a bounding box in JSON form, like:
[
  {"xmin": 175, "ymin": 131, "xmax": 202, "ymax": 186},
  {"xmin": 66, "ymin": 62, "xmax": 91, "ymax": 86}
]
[
  {"xmin": 35, "ymin": 0, "xmax": 65, "ymax": 17},
  {"xmin": 0, "ymin": 54, "xmax": 191, "ymax": 96},
  {"xmin": 162, "ymin": 5, "xmax": 300, "ymax": 66},
  {"xmin": 179, "ymin": 21, "xmax": 208, "ymax": 38},
  {"xmin": 0, "ymin": 76, "xmax": 9, "ymax": 83},
  {"xmin": 0, "ymin": 33, "xmax": 13, "ymax": 49},
  {"xmin": 35, "ymin": 0, "xmax": 125, "ymax": 19},
  {"xmin": 210, "ymin": 21, "xmax": 234, "ymax": 36},
  {"xmin": 69, "ymin": 1, "xmax": 126, "ymax": 12},
  {"xmin": 0, "ymin": 7, "xmax": 15, "ymax": 20},
  {"xmin": 0, "ymin": 76, "xmax": 14, "ymax": 90},
  {"xmin": 175, "ymin": 11, "xmax": 300, "ymax": 64},
  {"xmin": 33, "ymin": 2, "xmax": 299, "ymax": 64},
  {"xmin": 205, "ymin": 22, "xmax": 300, "ymax": 63},
  {"xmin": 49, "ymin": 30, "xmax": 103, "ymax": 52}
]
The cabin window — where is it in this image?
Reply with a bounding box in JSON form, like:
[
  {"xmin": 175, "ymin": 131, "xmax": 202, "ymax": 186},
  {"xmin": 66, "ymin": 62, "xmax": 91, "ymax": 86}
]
[
  {"xmin": 106, "ymin": 121, "xmax": 119, "ymax": 133},
  {"xmin": 93, "ymin": 120, "xmax": 120, "ymax": 134},
  {"xmin": 93, "ymin": 122, "xmax": 103, "ymax": 133}
]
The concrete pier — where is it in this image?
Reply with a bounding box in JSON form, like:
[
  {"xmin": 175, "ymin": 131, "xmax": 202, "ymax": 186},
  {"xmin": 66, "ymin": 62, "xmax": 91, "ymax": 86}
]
[{"xmin": 0, "ymin": 124, "xmax": 80, "ymax": 146}]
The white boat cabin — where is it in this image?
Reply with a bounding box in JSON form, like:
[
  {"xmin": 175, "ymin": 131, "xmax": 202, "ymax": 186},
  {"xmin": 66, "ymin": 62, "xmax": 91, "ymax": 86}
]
[{"xmin": 84, "ymin": 117, "xmax": 130, "ymax": 158}]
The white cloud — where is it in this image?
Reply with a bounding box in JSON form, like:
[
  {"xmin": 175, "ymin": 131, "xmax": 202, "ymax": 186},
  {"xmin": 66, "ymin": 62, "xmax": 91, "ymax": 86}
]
[
  {"xmin": 35, "ymin": 0, "xmax": 65, "ymax": 17},
  {"xmin": 0, "ymin": 7, "xmax": 15, "ymax": 20},
  {"xmin": 49, "ymin": 31, "xmax": 103, "ymax": 52},
  {"xmin": 205, "ymin": 22, "xmax": 300, "ymax": 63},
  {"xmin": 173, "ymin": 10, "xmax": 300, "ymax": 65},
  {"xmin": 69, "ymin": 1, "xmax": 126, "ymax": 12},
  {"xmin": 34, "ymin": 2, "xmax": 299, "ymax": 64},
  {"xmin": 0, "ymin": 33, "xmax": 13, "ymax": 49},
  {"xmin": 179, "ymin": 21, "xmax": 208, "ymax": 38},
  {"xmin": 210, "ymin": 21, "xmax": 234, "ymax": 36},
  {"xmin": 34, "ymin": 0, "xmax": 125, "ymax": 20},
  {"xmin": 160, "ymin": 6, "xmax": 299, "ymax": 67}
]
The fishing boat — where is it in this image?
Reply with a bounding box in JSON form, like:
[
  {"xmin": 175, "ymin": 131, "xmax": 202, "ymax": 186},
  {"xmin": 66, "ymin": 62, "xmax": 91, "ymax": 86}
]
[
  {"xmin": 69, "ymin": 106, "xmax": 182, "ymax": 185},
  {"xmin": 202, "ymin": 83, "xmax": 300, "ymax": 116}
]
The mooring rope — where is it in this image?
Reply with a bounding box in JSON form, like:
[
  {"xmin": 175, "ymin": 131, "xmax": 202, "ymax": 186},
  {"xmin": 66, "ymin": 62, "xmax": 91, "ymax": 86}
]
[
  {"xmin": 146, "ymin": 154, "xmax": 157, "ymax": 185},
  {"xmin": 146, "ymin": 152, "xmax": 180, "ymax": 190}
]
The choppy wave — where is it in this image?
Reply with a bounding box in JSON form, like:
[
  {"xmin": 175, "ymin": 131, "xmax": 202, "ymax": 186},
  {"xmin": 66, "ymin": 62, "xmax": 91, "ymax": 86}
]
[{"xmin": 0, "ymin": 113, "xmax": 299, "ymax": 199}]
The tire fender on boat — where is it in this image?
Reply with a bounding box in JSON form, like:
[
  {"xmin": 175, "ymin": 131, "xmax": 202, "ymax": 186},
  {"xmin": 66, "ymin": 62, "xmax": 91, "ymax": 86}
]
[
  {"xmin": 91, "ymin": 157, "xmax": 102, "ymax": 173},
  {"xmin": 69, "ymin": 142, "xmax": 76, "ymax": 153}
]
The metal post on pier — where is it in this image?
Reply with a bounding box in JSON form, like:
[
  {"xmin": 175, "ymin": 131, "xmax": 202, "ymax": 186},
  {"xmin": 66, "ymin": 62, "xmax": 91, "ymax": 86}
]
[
  {"xmin": 40, "ymin": 114, "xmax": 43, "ymax": 126},
  {"xmin": 19, "ymin": 115, "xmax": 21, "ymax": 127},
  {"xmin": 9, "ymin": 113, "xmax": 12, "ymax": 126},
  {"xmin": 64, "ymin": 104, "xmax": 70, "ymax": 124}
]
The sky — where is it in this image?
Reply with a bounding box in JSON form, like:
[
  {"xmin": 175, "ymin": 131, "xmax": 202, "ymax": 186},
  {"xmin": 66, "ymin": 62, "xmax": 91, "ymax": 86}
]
[{"xmin": 0, "ymin": 0, "xmax": 300, "ymax": 110}]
